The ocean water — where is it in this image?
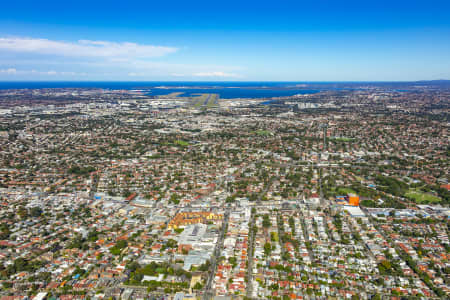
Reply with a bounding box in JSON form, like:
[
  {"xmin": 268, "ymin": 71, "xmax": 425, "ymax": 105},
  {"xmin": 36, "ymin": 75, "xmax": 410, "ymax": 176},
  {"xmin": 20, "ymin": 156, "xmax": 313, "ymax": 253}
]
[{"xmin": 0, "ymin": 81, "xmax": 320, "ymax": 99}]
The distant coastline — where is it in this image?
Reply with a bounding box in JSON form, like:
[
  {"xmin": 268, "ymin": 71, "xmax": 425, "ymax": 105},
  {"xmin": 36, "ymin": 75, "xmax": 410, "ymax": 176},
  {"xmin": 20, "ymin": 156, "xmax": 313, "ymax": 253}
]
[
  {"xmin": 0, "ymin": 80, "xmax": 447, "ymax": 99},
  {"xmin": 0, "ymin": 81, "xmax": 322, "ymax": 99}
]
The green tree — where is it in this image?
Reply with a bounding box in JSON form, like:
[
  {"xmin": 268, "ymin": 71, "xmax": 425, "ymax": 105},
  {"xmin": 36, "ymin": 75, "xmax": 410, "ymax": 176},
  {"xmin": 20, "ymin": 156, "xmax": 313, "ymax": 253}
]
[
  {"xmin": 264, "ymin": 242, "xmax": 272, "ymax": 256},
  {"xmin": 193, "ymin": 282, "xmax": 203, "ymax": 290}
]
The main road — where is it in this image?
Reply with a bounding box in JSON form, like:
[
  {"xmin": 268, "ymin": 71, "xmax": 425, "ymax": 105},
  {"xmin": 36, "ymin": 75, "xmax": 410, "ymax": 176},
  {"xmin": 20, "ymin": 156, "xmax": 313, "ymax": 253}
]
[{"xmin": 203, "ymin": 208, "xmax": 230, "ymax": 300}]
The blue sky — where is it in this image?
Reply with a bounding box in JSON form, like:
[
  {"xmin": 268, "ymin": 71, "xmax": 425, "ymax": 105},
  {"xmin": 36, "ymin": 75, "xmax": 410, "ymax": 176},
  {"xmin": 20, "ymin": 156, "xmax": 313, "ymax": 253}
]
[{"xmin": 0, "ymin": 0, "xmax": 449, "ymax": 81}]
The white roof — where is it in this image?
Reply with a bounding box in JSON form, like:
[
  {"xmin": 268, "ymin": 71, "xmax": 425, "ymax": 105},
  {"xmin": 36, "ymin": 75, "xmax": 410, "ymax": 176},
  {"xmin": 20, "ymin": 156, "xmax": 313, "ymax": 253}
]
[
  {"xmin": 344, "ymin": 206, "xmax": 365, "ymax": 217},
  {"xmin": 34, "ymin": 293, "xmax": 48, "ymax": 300}
]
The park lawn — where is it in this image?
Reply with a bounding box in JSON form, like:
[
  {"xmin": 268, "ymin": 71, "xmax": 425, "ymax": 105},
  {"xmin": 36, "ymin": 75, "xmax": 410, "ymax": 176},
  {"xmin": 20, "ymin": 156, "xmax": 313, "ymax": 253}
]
[
  {"xmin": 270, "ymin": 231, "xmax": 279, "ymax": 242},
  {"xmin": 253, "ymin": 130, "xmax": 273, "ymax": 136},
  {"xmin": 331, "ymin": 137, "xmax": 354, "ymax": 142},
  {"xmin": 337, "ymin": 187, "xmax": 357, "ymax": 195},
  {"xmin": 175, "ymin": 140, "xmax": 189, "ymax": 146},
  {"xmin": 405, "ymin": 189, "xmax": 441, "ymax": 204}
]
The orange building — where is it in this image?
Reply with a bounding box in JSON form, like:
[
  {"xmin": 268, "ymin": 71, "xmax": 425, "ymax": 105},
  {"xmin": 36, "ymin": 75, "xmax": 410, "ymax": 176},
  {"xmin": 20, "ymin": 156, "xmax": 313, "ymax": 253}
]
[
  {"xmin": 348, "ymin": 194, "xmax": 360, "ymax": 206},
  {"xmin": 168, "ymin": 211, "xmax": 223, "ymax": 229}
]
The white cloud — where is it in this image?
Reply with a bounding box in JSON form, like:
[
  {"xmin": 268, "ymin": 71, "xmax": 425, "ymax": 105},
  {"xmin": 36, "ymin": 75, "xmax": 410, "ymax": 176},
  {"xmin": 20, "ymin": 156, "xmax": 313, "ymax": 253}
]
[
  {"xmin": 0, "ymin": 36, "xmax": 247, "ymax": 79},
  {"xmin": 170, "ymin": 73, "xmax": 186, "ymax": 77},
  {"xmin": 0, "ymin": 37, "xmax": 177, "ymax": 58},
  {"xmin": 193, "ymin": 71, "xmax": 241, "ymax": 78},
  {"xmin": 0, "ymin": 68, "xmax": 17, "ymax": 74},
  {"xmin": 0, "ymin": 68, "xmax": 86, "ymax": 76},
  {"xmin": 127, "ymin": 72, "xmax": 145, "ymax": 77}
]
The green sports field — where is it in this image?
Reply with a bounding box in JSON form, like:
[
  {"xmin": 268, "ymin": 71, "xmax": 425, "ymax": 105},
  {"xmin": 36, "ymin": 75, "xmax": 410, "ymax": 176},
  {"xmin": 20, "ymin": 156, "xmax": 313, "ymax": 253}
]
[{"xmin": 405, "ymin": 189, "xmax": 441, "ymax": 204}]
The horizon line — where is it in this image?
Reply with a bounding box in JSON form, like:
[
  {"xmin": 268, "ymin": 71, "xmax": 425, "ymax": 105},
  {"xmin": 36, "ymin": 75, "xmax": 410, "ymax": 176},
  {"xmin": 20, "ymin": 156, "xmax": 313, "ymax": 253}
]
[{"xmin": 0, "ymin": 79, "xmax": 448, "ymax": 83}]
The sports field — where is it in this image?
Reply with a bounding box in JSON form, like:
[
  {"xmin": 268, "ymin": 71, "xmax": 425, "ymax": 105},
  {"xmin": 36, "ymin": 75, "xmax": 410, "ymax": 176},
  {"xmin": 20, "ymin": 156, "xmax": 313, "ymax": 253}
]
[{"xmin": 405, "ymin": 189, "xmax": 441, "ymax": 204}]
